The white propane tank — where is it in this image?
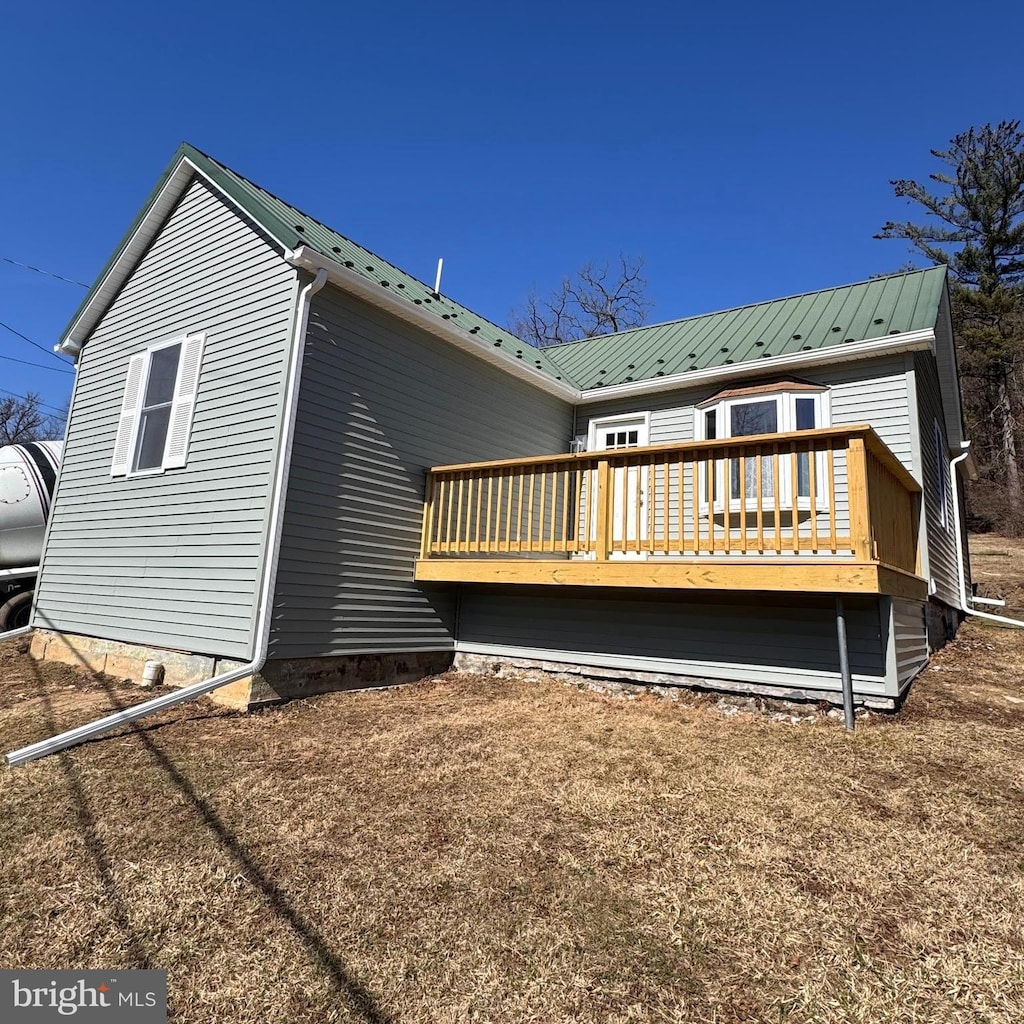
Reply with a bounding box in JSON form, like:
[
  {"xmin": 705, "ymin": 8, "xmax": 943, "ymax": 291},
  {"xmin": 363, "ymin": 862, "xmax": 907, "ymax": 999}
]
[{"xmin": 0, "ymin": 440, "xmax": 63, "ymax": 569}]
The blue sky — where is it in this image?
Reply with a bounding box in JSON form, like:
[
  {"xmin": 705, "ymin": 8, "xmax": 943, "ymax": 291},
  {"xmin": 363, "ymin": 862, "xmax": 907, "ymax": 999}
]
[{"xmin": 2, "ymin": 0, "xmax": 1022, "ymax": 417}]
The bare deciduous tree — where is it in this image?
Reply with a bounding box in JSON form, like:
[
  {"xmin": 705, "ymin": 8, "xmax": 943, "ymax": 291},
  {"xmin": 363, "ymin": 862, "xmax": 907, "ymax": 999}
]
[
  {"xmin": 0, "ymin": 393, "xmax": 63, "ymax": 446},
  {"xmin": 510, "ymin": 255, "xmax": 654, "ymax": 347}
]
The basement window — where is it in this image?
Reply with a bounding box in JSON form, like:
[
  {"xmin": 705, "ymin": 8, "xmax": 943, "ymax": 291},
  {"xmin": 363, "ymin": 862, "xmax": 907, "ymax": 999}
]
[{"xmin": 110, "ymin": 333, "xmax": 205, "ymax": 477}]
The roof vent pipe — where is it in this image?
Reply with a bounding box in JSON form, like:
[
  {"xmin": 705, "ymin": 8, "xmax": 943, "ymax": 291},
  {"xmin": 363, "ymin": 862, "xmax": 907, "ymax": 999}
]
[{"xmin": 433, "ymin": 258, "xmax": 443, "ymax": 298}]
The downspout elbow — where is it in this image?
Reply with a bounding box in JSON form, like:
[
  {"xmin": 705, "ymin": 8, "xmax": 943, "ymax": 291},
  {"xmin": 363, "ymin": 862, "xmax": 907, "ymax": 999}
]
[{"xmin": 950, "ymin": 441, "xmax": 1024, "ymax": 629}]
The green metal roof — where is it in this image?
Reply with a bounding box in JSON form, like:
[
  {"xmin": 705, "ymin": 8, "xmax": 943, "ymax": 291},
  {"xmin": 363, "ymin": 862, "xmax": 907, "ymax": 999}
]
[
  {"xmin": 180, "ymin": 145, "xmax": 576, "ymax": 385},
  {"xmin": 63, "ymin": 142, "xmax": 946, "ymax": 395},
  {"xmin": 542, "ymin": 266, "xmax": 947, "ymax": 390}
]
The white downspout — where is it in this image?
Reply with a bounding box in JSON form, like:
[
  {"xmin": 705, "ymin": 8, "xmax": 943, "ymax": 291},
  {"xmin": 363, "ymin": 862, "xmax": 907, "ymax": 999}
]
[
  {"xmin": 950, "ymin": 441, "xmax": 1024, "ymax": 628},
  {"xmin": 5, "ymin": 268, "xmax": 329, "ymax": 767}
]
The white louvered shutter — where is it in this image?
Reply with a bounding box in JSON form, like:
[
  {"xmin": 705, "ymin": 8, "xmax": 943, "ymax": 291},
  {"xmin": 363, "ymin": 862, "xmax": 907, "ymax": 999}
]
[
  {"xmin": 163, "ymin": 333, "xmax": 205, "ymax": 469},
  {"xmin": 110, "ymin": 353, "xmax": 146, "ymax": 476}
]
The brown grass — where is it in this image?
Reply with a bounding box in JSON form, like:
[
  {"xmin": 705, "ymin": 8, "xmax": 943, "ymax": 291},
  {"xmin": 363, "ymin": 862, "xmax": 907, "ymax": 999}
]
[{"xmin": 2, "ymin": 539, "xmax": 1024, "ymax": 1023}]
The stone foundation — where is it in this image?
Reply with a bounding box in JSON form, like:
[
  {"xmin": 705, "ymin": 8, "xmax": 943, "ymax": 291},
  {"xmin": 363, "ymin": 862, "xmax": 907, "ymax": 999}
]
[
  {"xmin": 252, "ymin": 651, "xmax": 454, "ymax": 706},
  {"xmin": 452, "ymin": 651, "xmax": 898, "ymax": 711},
  {"xmin": 29, "ymin": 629, "xmax": 453, "ymax": 710}
]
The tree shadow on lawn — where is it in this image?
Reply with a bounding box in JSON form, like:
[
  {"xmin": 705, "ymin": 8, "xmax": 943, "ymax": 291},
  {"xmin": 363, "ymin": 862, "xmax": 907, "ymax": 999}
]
[{"xmin": 22, "ymin": 651, "xmax": 395, "ymax": 1024}]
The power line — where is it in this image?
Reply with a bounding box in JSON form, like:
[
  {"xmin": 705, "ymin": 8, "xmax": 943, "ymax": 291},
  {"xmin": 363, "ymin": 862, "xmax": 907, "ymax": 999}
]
[
  {"xmin": 0, "ymin": 387, "xmax": 66, "ymax": 415},
  {"xmin": 1, "ymin": 256, "xmax": 89, "ymax": 288},
  {"xmin": 0, "ymin": 318, "xmax": 68, "ymax": 364},
  {"xmin": 0, "ymin": 352, "xmax": 73, "ymax": 374}
]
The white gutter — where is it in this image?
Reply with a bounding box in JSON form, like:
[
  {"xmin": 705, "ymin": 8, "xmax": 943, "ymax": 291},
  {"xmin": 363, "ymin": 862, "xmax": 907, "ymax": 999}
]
[
  {"xmin": 6, "ymin": 268, "xmax": 328, "ymax": 767},
  {"xmin": 575, "ymin": 329, "xmax": 937, "ymax": 404},
  {"xmin": 285, "ymin": 248, "xmax": 942, "ymax": 409},
  {"xmin": 285, "ymin": 246, "xmax": 577, "ymax": 401},
  {"xmin": 57, "ymin": 151, "xmax": 940, "ymax": 409},
  {"xmin": 948, "ymin": 441, "xmax": 1024, "ymax": 629}
]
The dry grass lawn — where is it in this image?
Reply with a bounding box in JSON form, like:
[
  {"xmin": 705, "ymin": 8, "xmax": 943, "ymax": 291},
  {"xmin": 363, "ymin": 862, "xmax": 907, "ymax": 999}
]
[{"xmin": 2, "ymin": 538, "xmax": 1024, "ymax": 1023}]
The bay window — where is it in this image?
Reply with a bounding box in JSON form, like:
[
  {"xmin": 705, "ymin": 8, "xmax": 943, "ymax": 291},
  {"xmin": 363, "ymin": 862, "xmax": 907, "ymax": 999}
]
[{"xmin": 695, "ymin": 380, "xmax": 830, "ymax": 510}]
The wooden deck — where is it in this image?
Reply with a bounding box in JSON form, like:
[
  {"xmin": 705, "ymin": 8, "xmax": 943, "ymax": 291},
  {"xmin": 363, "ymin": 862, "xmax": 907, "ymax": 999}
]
[{"xmin": 414, "ymin": 425, "xmax": 926, "ymax": 598}]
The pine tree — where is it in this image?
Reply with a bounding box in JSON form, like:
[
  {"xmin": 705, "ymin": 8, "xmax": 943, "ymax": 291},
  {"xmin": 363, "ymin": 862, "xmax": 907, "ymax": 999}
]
[{"xmin": 878, "ymin": 121, "xmax": 1024, "ymax": 528}]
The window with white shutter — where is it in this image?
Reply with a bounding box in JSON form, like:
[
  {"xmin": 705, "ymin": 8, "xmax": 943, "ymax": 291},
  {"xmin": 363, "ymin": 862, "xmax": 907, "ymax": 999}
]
[
  {"xmin": 109, "ymin": 333, "xmax": 205, "ymax": 477},
  {"xmin": 164, "ymin": 335, "xmax": 204, "ymax": 469},
  {"xmin": 110, "ymin": 353, "xmax": 147, "ymax": 476}
]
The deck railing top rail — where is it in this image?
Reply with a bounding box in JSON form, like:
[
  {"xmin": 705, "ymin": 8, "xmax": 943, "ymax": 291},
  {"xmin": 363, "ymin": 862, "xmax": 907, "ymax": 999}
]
[{"xmin": 426, "ymin": 424, "xmax": 920, "ymax": 495}]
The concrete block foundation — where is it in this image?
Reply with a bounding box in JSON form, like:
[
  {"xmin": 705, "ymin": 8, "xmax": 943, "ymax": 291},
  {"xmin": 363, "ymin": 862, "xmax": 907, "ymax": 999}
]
[{"xmin": 28, "ymin": 629, "xmax": 453, "ymax": 710}]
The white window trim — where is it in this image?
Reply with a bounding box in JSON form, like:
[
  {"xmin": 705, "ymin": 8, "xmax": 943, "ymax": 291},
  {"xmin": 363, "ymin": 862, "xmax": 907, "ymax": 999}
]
[
  {"xmin": 694, "ymin": 388, "xmax": 832, "ymax": 513},
  {"xmin": 586, "ymin": 410, "xmax": 652, "ymax": 451},
  {"xmin": 113, "ymin": 332, "xmax": 205, "ymax": 479}
]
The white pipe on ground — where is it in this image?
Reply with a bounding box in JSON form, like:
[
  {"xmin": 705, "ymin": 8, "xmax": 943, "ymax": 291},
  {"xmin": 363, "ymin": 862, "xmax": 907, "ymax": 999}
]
[
  {"xmin": 949, "ymin": 441, "xmax": 1024, "ymax": 629},
  {"xmin": 5, "ymin": 268, "xmax": 329, "ymax": 768}
]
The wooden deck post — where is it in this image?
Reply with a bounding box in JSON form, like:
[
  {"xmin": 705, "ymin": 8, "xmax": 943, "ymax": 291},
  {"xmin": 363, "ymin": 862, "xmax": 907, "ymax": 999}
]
[
  {"xmin": 595, "ymin": 458, "xmax": 611, "ymax": 561},
  {"xmin": 419, "ymin": 472, "xmax": 436, "ymax": 559},
  {"xmin": 846, "ymin": 436, "xmax": 872, "ymax": 562}
]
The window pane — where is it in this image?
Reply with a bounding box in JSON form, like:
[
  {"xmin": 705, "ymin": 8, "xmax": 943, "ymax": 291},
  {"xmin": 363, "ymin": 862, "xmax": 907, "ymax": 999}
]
[
  {"xmin": 795, "ymin": 398, "xmax": 816, "ymax": 431},
  {"xmin": 730, "ymin": 401, "xmax": 777, "ymax": 437},
  {"xmin": 135, "ymin": 406, "xmax": 172, "ymax": 470},
  {"xmin": 605, "ymin": 432, "xmax": 615, "ymax": 446},
  {"xmin": 144, "ymin": 344, "xmax": 181, "ymax": 407},
  {"xmin": 731, "ymin": 456, "xmax": 774, "ymax": 500},
  {"xmin": 797, "ymin": 452, "xmax": 810, "ymax": 497},
  {"xmin": 627, "ymin": 430, "xmax": 638, "ymax": 445},
  {"xmin": 705, "ymin": 410, "xmax": 717, "ymax": 440}
]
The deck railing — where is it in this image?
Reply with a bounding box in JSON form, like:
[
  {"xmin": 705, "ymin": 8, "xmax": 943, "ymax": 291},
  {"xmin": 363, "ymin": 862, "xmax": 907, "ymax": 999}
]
[{"xmin": 419, "ymin": 426, "xmax": 921, "ymax": 576}]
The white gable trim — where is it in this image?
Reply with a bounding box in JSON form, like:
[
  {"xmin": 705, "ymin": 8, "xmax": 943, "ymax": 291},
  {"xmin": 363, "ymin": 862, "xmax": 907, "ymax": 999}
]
[{"xmin": 57, "ymin": 156, "xmax": 291, "ymax": 357}]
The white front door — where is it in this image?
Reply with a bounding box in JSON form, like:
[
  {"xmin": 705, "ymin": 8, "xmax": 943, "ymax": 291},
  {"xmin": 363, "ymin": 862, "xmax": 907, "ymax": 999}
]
[{"xmin": 590, "ymin": 414, "xmax": 650, "ymax": 557}]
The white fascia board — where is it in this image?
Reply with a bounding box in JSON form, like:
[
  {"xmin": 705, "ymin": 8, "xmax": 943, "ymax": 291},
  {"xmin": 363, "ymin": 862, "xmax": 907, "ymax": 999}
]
[
  {"xmin": 58, "ymin": 157, "xmax": 200, "ymax": 355},
  {"xmin": 285, "ymin": 247, "xmax": 578, "ymax": 402},
  {"xmin": 575, "ymin": 328, "xmax": 937, "ymax": 405},
  {"xmin": 57, "ymin": 157, "xmax": 292, "ymax": 357}
]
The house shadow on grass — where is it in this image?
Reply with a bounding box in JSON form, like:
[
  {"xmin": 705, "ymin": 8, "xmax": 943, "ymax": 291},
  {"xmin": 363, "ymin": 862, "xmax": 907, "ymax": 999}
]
[
  {"xmin": 22, "ymin": 639, "xmax": 395, "ymax": 1024},
  {"xmin": 27, "ymin": 654, "xmax": 156, "ymax": 972}
]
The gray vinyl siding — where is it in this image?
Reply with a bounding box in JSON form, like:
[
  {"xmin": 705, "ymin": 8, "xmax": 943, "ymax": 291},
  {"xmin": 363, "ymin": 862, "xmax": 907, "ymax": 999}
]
[
  {"xmin": 33, "ymin": 177, "xmax": 297, "ymax": 659},
  {"xmin": 457, "ymin": 589, "xmax": 892, "ymax": 697},
  {"xmin": 912, "ymin": 350, "xmax": 962, "ymax": 609},
  {"xmin": 892, "ymin": 598, "xmax": 929, "ymax": 687},
  {"xmin": 268, "ymin": 284, "xmax": 574, "ymax": 659},
  {"xmin": 577, "ymin": 356, "xmax": 912, "ymax": 463}
]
